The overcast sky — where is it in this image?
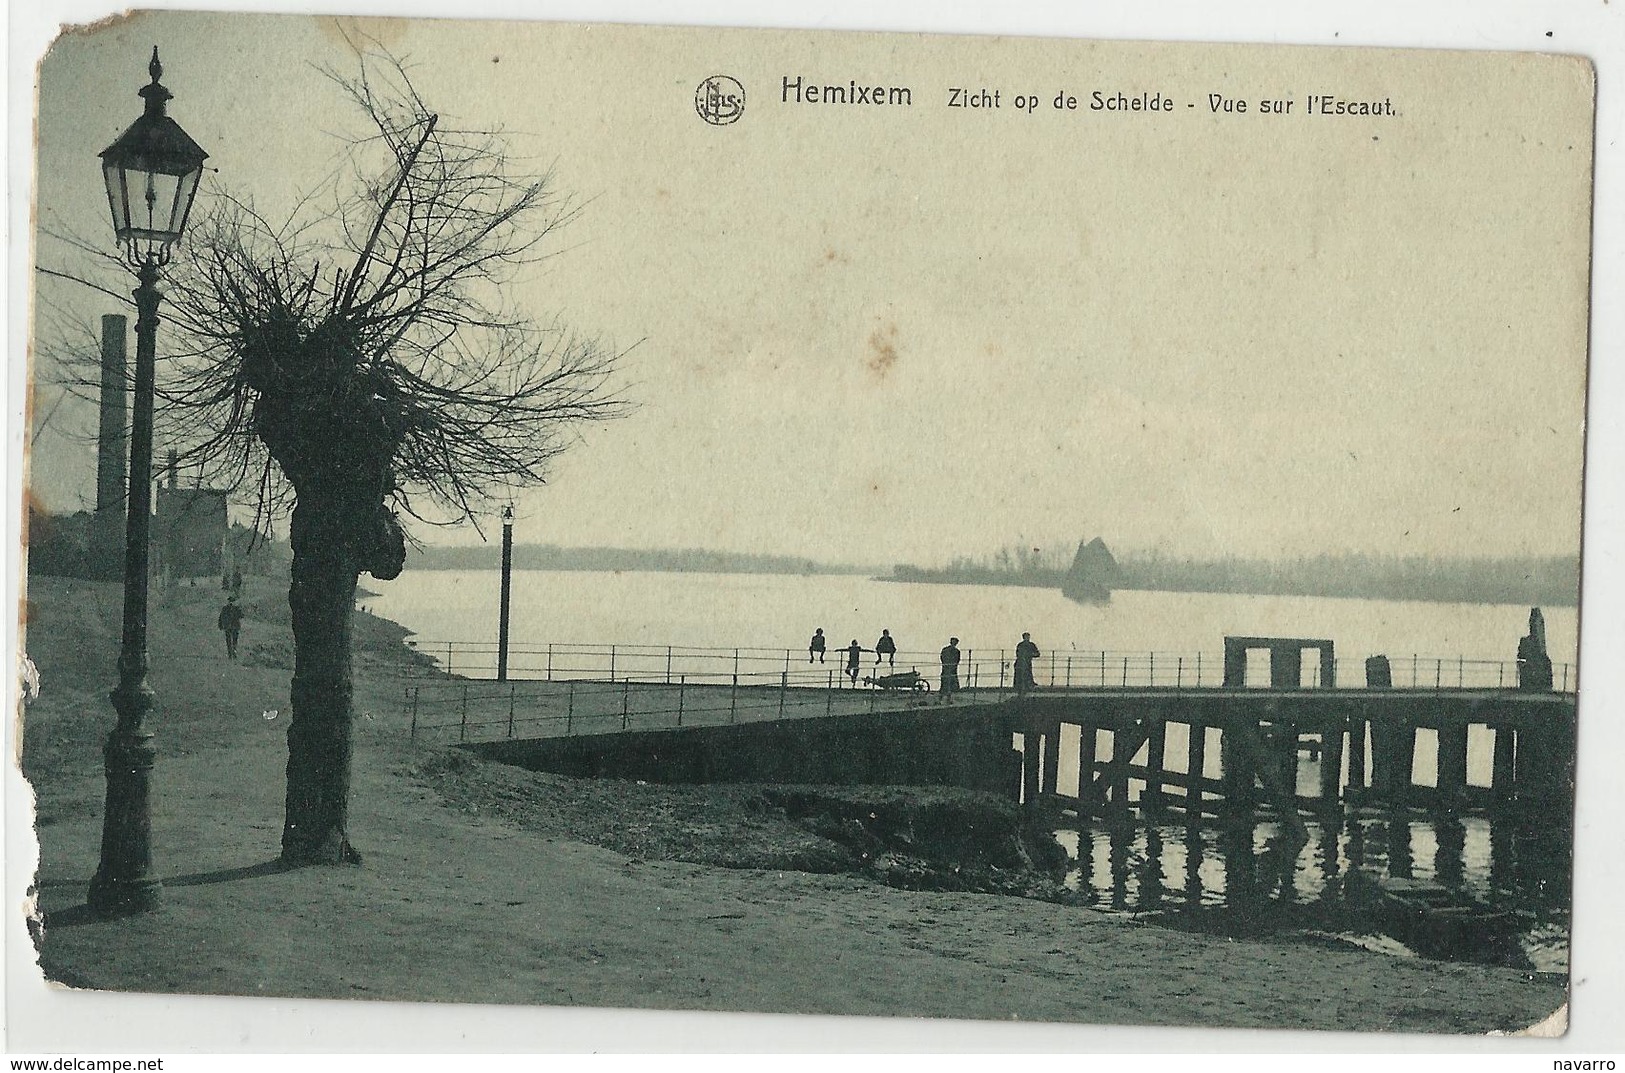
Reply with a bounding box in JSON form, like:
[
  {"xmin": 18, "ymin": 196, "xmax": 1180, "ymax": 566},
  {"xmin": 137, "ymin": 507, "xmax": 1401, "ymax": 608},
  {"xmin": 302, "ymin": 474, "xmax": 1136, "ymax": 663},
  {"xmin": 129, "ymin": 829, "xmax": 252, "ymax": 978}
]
[{"xmin": 29, "ymin": 11, "xmax": 1593, "ymax": 565}]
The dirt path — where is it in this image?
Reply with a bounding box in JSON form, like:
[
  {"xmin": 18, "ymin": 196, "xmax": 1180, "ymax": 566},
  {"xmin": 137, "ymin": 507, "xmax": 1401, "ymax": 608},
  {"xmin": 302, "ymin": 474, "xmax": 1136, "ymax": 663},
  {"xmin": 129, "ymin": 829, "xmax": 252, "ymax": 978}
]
[{"xmin": 16, "ymin": 576, "xmax": 1567, "ymax": 1036}]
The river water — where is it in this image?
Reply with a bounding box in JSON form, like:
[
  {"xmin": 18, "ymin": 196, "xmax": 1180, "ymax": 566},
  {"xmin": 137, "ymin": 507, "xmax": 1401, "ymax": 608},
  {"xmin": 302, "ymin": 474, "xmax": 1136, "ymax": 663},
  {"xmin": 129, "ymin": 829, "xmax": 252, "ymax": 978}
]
[
  {"xmin": 366, "ymin": 569, "xmax": 1577, "ymax": 971},
  {"xmin": 365, "ymin": 569, "xmax": 1577, "ymax": 680}
]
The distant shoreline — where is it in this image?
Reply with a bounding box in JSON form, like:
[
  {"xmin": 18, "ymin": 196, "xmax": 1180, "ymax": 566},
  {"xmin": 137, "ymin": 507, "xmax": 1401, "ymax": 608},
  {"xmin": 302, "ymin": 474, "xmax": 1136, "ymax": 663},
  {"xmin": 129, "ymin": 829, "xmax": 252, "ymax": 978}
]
[
  {"xmin": 399, "ymin": 544, "xmax": 1580, "ymax": 608},
  {"xmin": 404, "ymin": 543, "xmax": 882, "ymax": 577},
  {"xmin": 884, "ymin": 558, "xmax": 1580, "ymax": 609},
  {"xmin": 875, "ymin": 572, "xmax": 1579, "ymax": 608}
]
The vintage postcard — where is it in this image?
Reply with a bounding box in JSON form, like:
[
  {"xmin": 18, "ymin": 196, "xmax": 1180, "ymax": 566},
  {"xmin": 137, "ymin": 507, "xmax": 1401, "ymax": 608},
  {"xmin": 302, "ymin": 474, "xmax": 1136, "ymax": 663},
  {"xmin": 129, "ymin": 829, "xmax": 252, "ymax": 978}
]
[{"xmin": 12, "ymin": 6, "xmax": 1604, "ymax": 1054}]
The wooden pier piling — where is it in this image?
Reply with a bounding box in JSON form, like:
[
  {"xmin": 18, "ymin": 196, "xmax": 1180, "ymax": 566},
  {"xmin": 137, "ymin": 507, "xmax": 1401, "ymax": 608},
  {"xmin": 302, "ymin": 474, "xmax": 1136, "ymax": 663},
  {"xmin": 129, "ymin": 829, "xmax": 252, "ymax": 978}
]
[
  {"xmin": 1021, "ymin": 728, "xmax": 1040, "ymax": 808},
  {"xmin": 1106, "ymin": 728, "xmax": 1134, "ymax": 816},
  {"xmin": 1491, "ymin": 725, "xmax": 1516, "ymax": 807},
  {"xmin": 1144, "ymin": 718, "xmax": 1167, "ymax": 815},
  {"xmin": 1186, "ymin": 721, "xmax": 1206, "ymax": 816},
  {"xmin": 1275, "ymin": 719, "xmax": 1299, "ymax": 800},
  {"xmin": 1436, "ymin": 722, "xmax": 1469, "ymax": 811},
  {"xmin": 1317, "ymin": 718, "xmax": 1345, "ymax": 810},
  {"xmin": 1346, "ymin": 715, "xmax": 1368, "ymax": 794},
  {"xmin": 1371, "ymin": 719, "xmax": 1417, "ymax": 808},
  {"xmin": 1040, "ymin": 720, "xmax": 1062, "ymax": 798},
  {"xmin": 1219, "ymin": 721, "xmax": 1258, "ymax": 817},
  {"xmin": 1077, "ymin": 722, "xmax": 1099, "ymax": 816}
]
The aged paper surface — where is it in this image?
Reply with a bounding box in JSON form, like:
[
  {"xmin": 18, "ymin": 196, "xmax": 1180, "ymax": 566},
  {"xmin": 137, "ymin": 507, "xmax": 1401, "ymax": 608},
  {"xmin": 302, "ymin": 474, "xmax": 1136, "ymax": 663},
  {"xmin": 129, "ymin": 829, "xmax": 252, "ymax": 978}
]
[{"xmin": 10, "ymin": 3, "xmax": 1616, "ymax": 1057}]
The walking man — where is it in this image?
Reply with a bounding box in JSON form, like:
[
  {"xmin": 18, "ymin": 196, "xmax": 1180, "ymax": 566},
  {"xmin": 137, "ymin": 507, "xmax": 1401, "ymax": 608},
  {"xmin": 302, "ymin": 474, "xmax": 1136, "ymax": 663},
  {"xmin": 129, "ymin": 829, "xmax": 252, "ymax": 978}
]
[
  {"xmin": 1014, "ymin": 632, "xmax": 1040, "ymax": 694},
  {"xmin": 875, "ymin": 629, "xmax": 897, "ymax": 667},
  {"xmin": 939, "ymin": 637, "xmax": 961, "ymax": 703},
  {"xmin": 218, "ymin": 595, "xmax": 244, "ymax": 661}
]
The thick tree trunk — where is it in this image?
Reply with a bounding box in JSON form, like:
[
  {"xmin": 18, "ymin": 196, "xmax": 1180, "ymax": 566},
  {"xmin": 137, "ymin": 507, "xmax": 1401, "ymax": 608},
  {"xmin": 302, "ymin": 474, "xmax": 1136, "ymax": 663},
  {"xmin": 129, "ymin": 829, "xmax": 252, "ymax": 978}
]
[{"xmin": 281, "ymin": 498, "xmax": 363, "ymax": 865}]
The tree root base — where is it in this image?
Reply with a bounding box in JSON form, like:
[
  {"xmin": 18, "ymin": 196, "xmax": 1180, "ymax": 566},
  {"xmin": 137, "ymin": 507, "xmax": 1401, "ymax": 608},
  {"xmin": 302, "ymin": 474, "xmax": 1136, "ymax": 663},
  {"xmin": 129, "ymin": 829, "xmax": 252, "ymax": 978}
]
[{"xmin": 280, "ymin": 838, "xmax": 364, "ymax": 868}]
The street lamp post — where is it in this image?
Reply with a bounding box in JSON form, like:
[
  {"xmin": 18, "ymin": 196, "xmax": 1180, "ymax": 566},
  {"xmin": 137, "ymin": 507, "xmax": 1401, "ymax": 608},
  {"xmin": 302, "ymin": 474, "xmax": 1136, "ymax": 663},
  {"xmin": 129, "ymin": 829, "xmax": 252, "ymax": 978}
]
[
  {"xmin": 497, "ymin": 505, "xmax": 514, "ymax": 681},
  {"xmin": 87, "ymin": 48, "xmax": 209, "ymax": 915}
]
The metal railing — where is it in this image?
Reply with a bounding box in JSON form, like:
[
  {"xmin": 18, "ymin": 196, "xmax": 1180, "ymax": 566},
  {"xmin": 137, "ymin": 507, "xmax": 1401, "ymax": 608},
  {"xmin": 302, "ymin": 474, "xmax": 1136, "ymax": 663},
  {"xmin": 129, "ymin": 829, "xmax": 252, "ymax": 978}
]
[
  {"xmin": 402, "ymin": 641, "xmax": 1236, "ymax": 690},
  {"xmin": 398, "ymin": 639, "xmax": 1573, "ymax": 695}
]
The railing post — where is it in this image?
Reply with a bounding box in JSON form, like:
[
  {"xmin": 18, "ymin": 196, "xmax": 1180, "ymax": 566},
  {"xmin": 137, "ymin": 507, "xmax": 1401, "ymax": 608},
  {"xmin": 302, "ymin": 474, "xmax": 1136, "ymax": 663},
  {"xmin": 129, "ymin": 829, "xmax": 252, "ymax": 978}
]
[
  {"xmin": 459, "ymin": 681, "xmax": 469, "ymax": 743},
  {"xmin": 779, "ymin": 671, "xmax": 787, "ymax": 718},
  {"xmin": 507, "ymin": 683, "xmax": 516, "ymax": 739},
  {"xmin": 1150, "ymin": 652, "xmax": 1155, "ymax": 687},
  {"xmin": 826, "ymin": 669, "xmax": 834, "ymax": 716},
  {"xmin": 1412, "ymin": 654, "xmax": 1418, "ymax": 688},
  {"xmin": 1177, "ymin": 656, "xmax": 1183, "ymax": 690},
  {"xmin": 546, "ymin": 643, "xmax": 554, "ymax": 682},
  {"xmin": 734, "ymin": 648, "xmax": 740, "ymax": 682},
  {"xmin": 1196, "ymin": 651, "xmax": 1203, "ymax": 687},
  {"xmin": 621, "ymin": 678, "xmax": 630, "ymax": 730},
  {"xmin": 610, "ymin": 645, "xmax": 617, "ymax": 683},
  {"xmin": 409, "ymin": 686, "xmax": 419, "ymax": 741},
  {"xmin": 1050, "ymin": 649, "xmax": 1057, "ymax": 687},
  {"xmin": 1066, "ymin": 656, "xmax": 1072, "ymax": 689},
  {"xmin": 1458, "ymin": 655, "xmax": 1464, "ymax": 689},
  {"xmin": 1498, "ymin": 662, "xmax": 1504, "ymax": 689},
  {"xmin": 1100, "ymin": 650, "xmax": 1106, "ymax": 687},
  {"xmin": 1435, "ymin": 659, "xmax": 1442, "ymax": 690},
  {"xmin": 446, "ymin": 641, "xmax": 454, "ymax": 679},
  {"xmin": 566, "ymin": 680, "xmax": 574, "ymax": 735},
  {"xmin": 666, "ymin": 646, "xmax": 672, "ymax": 684},
  {"xmin": 730, "ymin": 676, "xmax": 738, "ymax": 723},
  {"xmin": 677, "ymin": 674, "xmax": 686, "ymax": 726},
  {"xmin": 1562, "ymin": 664, "xmax": 1569, "ymax": 692},
  {"xmin": 1122, "ymin": 656, "xmax": 1129, "ymax": 687}
]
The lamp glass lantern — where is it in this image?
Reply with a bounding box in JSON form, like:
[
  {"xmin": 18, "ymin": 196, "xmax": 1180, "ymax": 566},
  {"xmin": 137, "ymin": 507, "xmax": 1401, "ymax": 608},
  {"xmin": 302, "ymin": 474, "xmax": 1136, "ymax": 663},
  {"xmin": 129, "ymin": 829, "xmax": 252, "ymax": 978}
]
[{"xmin": 99, "ymin": 49, "xmax": 209, "ymax": 264}]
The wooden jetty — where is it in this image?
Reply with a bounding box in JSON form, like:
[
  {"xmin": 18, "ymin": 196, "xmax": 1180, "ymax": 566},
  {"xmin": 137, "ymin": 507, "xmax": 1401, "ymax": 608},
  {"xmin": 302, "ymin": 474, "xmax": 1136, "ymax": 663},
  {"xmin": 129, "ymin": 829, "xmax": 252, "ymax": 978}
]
[
  {"xmin": 1007, "ymin": 686, "xmax": 1575, "ymax": 824},
  {"xmin": 442, "ymin": 632, "xmax": 1577, "ymax": 828}
]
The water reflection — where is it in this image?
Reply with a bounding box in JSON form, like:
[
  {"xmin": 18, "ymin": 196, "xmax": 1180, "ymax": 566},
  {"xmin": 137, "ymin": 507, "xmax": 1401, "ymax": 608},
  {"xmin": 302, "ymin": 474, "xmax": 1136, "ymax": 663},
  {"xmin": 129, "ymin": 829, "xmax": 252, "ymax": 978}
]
[
  {"xmin": 1054, "ymin": 812, "xmax": 1571, "ymax": 972},
  {"xmin": 1435, "ymin": 817, "xmax": 1466, "ymax": 889}
]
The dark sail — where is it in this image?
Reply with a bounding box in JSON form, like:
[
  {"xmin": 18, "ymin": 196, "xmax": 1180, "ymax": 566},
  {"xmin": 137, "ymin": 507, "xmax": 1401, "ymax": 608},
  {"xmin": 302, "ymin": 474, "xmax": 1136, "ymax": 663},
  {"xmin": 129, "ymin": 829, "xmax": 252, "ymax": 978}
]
[{"xmin": 1061, "ymin": 536, "xmax": 1119, "ymax": 603}]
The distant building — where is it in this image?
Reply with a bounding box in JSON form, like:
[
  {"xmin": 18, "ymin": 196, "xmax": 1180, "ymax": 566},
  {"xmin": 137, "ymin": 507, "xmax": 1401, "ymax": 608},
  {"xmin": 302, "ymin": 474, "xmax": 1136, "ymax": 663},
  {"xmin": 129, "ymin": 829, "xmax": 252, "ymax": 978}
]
[{"xmin": 1061, "ymin": 536, "xmax": 1120, "ymax": 603}]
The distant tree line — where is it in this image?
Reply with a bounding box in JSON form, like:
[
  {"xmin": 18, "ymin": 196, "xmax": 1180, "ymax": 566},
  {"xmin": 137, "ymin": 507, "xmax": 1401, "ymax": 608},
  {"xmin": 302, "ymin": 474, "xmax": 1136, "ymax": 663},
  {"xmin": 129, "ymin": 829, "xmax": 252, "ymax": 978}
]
[
  {"xmin": 1115, "ymin": 550, "xmax": 1579, "ymax": 607},
  {"xmin": 889, "ymin": 543, "xmax": 1579, "ymax": 607},
  {"xmin": 407, "ymin": 542, "xmax": 878, "ymax": 576}
]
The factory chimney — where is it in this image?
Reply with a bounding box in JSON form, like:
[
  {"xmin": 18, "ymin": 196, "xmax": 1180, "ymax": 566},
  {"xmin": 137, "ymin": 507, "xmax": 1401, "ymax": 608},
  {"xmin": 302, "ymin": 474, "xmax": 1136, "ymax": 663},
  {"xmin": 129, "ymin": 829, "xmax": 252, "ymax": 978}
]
[{"xmin": 88, "ymin": 314, "xmax": 129, "ymax": 577}]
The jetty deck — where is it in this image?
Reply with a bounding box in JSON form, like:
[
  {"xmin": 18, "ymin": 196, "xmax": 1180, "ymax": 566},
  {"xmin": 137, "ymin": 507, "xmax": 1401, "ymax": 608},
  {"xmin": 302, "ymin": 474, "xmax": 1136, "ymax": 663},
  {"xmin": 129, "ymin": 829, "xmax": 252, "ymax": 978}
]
[{"xmin": 408, "ymin": 674, "xmax": 1575, "ymax": 825}]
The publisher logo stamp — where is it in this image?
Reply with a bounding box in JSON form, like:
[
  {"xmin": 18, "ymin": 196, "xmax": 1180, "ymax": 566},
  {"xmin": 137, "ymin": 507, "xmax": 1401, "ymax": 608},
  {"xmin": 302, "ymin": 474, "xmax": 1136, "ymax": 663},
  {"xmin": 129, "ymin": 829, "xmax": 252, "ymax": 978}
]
[{"xmin": 696, "ymin": 75, "xmax": 746, "ymax": 125}]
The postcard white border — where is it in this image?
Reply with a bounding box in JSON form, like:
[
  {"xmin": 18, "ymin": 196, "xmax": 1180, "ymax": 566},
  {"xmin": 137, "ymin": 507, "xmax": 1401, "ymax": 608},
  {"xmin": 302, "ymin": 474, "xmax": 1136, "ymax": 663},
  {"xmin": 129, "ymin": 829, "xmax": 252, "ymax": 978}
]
[{"xmin": 7, "ymin": 0, "xmax": 1623, "ymax": 1057}]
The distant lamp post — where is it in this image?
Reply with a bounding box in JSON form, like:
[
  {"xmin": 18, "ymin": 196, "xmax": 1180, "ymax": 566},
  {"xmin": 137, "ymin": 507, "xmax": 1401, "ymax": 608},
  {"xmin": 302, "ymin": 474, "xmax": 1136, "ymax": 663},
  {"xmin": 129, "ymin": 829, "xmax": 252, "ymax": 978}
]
[
  {"xmin": 88, "ymin": 48, "xmax": 209, "ymax": 915},
  {"xmin": 498, "ymin": 505, "xmax": 514, "ymax": 682}
]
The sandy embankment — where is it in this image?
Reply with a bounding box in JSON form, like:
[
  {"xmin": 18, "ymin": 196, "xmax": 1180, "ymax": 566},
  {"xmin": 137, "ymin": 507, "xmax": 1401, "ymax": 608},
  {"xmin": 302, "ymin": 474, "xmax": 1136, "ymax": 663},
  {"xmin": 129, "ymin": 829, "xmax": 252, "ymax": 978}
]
[{"xmin": 16, "ymin": 574, "xmax": 1566, "ymax": 1034}]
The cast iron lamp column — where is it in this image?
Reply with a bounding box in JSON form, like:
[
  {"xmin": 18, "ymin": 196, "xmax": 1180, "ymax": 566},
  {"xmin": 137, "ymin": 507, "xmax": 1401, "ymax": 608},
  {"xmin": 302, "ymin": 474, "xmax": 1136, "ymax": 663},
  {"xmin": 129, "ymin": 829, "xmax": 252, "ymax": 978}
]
[
  {"xmin": 87, "ymin": 48, "xmax": 209, "ymax": 914},
  {"xmin": 497, "ymin": 505, "xmax": 514, "ymax": 682}
]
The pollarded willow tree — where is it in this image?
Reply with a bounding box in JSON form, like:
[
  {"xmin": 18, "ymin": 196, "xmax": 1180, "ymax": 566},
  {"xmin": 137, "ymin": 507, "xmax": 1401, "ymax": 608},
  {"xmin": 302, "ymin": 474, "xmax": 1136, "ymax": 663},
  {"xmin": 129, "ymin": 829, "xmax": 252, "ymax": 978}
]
[{"xmin": 130, "ymin": 54, "xmax": 626, "ymax": 864}]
